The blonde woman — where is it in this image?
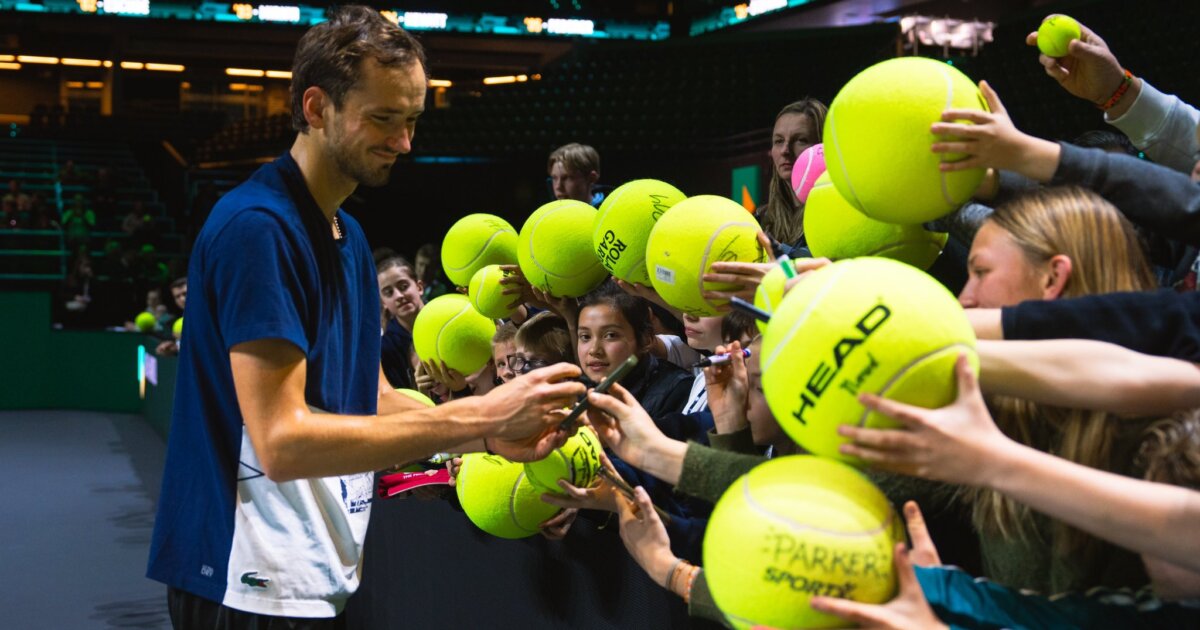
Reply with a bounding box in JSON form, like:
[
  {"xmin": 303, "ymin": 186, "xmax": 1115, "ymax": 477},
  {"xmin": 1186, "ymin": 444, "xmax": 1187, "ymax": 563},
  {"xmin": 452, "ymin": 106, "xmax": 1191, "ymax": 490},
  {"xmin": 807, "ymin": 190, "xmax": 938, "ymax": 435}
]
[{"xmin": 953, "ymin": 185, "xmax": 1157, "ymax": 594}]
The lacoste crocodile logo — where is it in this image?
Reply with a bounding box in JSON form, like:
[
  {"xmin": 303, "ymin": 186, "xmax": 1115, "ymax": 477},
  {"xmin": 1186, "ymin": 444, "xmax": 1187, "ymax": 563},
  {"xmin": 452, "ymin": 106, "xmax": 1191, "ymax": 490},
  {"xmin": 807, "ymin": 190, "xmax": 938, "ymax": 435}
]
[{"xmin": 241, "ymin": 571, "xmax": 270, "ymax": 588}]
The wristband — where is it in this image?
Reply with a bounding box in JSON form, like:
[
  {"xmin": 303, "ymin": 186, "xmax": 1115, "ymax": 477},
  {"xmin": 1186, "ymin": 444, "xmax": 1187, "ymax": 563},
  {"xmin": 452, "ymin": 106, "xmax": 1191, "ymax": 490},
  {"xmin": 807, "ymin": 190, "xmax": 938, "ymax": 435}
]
[{"xmin": 1098, "ymin": 69, "xmax": 1133, "ymax": 111}]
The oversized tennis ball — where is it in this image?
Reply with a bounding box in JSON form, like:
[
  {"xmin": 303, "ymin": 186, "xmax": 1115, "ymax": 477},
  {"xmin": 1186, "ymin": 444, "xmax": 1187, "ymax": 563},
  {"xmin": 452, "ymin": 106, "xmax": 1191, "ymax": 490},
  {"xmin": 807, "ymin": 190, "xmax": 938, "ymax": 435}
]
[
  {"xmin": 395, "ymin": 388, "xmax": 436, "ymax": 407},
  {"xmin": 171, "ymin": 316, "xmax": 183, "ymax": 339},
  {"xmin": 135, "ymin": 311, "xmax": 156, "ymax": 332},
  {"xmin": 752, "ymin": 262, "xmax": 795, "ymax": 334},
  {"xmin": 804, "ymin": 173, "xmax": 947, "ymax": 270},
  {"xmin": 413, "ymin": 294, "xmax": 497, "ymax": 375},
  {"xmin": 790, "ymin": 143, "xmax": 826, "ymax": 204},
  {"xmin": 524, "ymin": 426, "xmax": 602, "ymax": 494},
  {"xmin": 761, "ymin": 257, "xmax": 977, "ymax": 464},
  {"xmin": 592, "ymin": 179, "xmax": 687, "ymax": 285},
  {"xmin": 518, "ymin": 199, "xmax": 608, "ymax": 298},
  {"xmin": 441, "ymin": 213, "xmax": 518, "ymax": 287},
  {"xmin": 468, "ymin": 264, "xmax": 516, "ymax": 320},
  {"xmin": 704, "ymin": 455, "xmax": 902, "ymax": 629},
  {"xmin": 824, "ymin": 57, "xmax": 988, "ymax": 224},
  {"xmin": 1037, "ymin": 15, "xmax": 1081, "ymax": 58},
  {"xmin": 455, "ymin": 453, "xmax": 562, "ymax": 539},
  {"xmin": 645, "ymin": 195, "xmax": 768, "ymax": 317}
]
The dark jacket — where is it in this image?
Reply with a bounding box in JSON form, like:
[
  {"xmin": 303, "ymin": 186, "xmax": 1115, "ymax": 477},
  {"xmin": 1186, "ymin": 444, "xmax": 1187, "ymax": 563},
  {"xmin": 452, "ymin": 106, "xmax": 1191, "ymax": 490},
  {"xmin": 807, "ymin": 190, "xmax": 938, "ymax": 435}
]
[{"xmin": 380, "ymin": 319, "xmax": 414, "ymax": 390}]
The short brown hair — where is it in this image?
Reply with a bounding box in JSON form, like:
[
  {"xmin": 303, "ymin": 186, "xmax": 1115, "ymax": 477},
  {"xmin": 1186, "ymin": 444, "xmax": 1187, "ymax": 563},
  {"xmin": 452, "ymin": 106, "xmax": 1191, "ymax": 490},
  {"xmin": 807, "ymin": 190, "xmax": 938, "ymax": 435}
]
[
  {"xmin": 515, "ymin": 312, "xmax": 573, "ymax": 364},
  {"xmin": 493, "ymin": 321, "xmax": 518, "ymax": 346},
  {"xmin": 290, "ymin": 5, "xmax": 427, "ymax": 133},
  {"xmin": 547, "ymin": 143, "xmax": 600, "ymax": 176}
]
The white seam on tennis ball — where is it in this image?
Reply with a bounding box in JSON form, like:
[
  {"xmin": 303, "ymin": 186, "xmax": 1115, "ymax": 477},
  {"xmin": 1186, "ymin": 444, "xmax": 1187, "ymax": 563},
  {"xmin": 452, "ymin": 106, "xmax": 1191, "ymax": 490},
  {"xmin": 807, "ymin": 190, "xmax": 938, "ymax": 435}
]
[
  {"xmin": 938, "ymin": 67, "xmax": 956, "ymax": 208},
  {"xmin": 792, "ymin": 153, "xmax": 816, "ymax": 196},
  {"xmin": 862, "ymin": 235, "xmax": 946, "ymax": 258},
  {"xmin": 527, "ymin": 206, "xmax": 601, "ymax": 281},
  {"xmin": 436, "ymin": 302, "xmax": 474, "ymax": 361},
  {"xmin": 855, "ymin": 342, "xmax": 975, "ymax": 427},
  {"xmin": 509, "ymin": 472, "xmax": 538, "ymax": 533},
  {"xmin": 594, "ymin": 186, "xmax": 630, "ymax": 229},
  {"xmin": 739, "ymin": 476, "xmax": 896, "ymax": 537},
  {"xmin": 762, "ymin": 263, "xmax": 850, "ymax": 371},
  {"xmin": 825, "ymin": 103, "xmax": 865, "ymax": 213},
  {"xmin": 699, "ymin": 221, "xmax": 758, "ymax": 312},
  {"xmin": 447, "ymin": 228, "xmax": 508, "ymax": 274}
]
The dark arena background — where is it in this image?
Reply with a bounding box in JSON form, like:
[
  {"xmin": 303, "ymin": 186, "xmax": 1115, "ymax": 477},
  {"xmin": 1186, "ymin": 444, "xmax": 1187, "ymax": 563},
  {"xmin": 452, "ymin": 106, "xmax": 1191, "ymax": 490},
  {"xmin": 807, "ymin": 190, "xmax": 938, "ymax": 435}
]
[{"xmin": 0, "ymin": 0, "xmax": 1196, "ymax": 628}]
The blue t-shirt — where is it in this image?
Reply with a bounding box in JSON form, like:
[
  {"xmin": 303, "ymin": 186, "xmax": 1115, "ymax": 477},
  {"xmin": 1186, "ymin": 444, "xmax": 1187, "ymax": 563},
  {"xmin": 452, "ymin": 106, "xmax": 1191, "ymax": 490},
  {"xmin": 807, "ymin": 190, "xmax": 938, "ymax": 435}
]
[{"xmin": 147, "ymin": 153, "xmax": 381, "ymax": 615}]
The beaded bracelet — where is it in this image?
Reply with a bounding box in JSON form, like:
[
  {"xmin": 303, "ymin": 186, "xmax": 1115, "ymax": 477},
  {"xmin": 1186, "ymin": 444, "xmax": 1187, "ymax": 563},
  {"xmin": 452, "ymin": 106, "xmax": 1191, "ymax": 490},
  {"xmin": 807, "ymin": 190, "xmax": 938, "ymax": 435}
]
[
  {"xmin": 664, "ymin": 558, "xmax": 686, "ymax": 590},
  {"xmin": 682, "ymin": 566, "xmax": 701, "ymax": 604},
  {"xmin": 1098, "ymin": 69, "xmax": 1133, "ymax": 111}
]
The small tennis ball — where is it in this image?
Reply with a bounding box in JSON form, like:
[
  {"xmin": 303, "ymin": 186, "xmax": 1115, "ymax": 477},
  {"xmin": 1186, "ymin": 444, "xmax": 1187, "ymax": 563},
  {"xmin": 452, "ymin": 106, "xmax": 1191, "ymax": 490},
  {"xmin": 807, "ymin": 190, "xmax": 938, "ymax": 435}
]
[
  {"xmin": 468, "ymin": 264, "xmax": 516, "ymax": 320},
  {"xmin": 413, "ymin": 294, "xmax": 497, "ymax": 375},
  {"xmin": 790, "ymin": 143, "xmax": 826, "ymax": 204},
  {"xmin": 592, "ymin": 179, "xmax": 687, "ymax": 285},
  {"xmin": 172, "ymin": 316, "xmax": 184, "ymax": 339},
  {"xmin": 1037, "ymin": 15, "xmax": 1081, "ymax": 58},
  {"xmin": 825, "ymin": 57, "xmax": 988, "ymax": 224},
  {"xmin": 704, "ymin": 455, "xmax": 903, "ymax": 629},
  {"xmin": 442, "ymin": 213, "xmax": 518, "ymax": 287},
  {"xmin": 524, "ymin": 426, "xmax": 602, "ymax": 494},
  {"xmin": 518, "ymin": 199, "xmax": 608, "ymax": 298},
  {"xmin": 804, "ymin": 173, "xmax": 947, "ymax": 270},
  {"xmin": 753, "ymin": 263, "xmax": 791, "ymax": 334},
  {"xmin": 761, "ymin": 258, "xmax": 977, "ymax": 464},
  {"xmin": 395, "ymin": 388, "xmax": 436, "ymax": 407},
  {"xmin": 135, "ymin": 311, "xmax": 156, "ymax": 332},
  {"xmin": 645, "ymin": 195, "xmax": 768, "ymax": 317},
  {"xmin": 456, "ymin": 453, "xmax": 562, "ymax": 539}
]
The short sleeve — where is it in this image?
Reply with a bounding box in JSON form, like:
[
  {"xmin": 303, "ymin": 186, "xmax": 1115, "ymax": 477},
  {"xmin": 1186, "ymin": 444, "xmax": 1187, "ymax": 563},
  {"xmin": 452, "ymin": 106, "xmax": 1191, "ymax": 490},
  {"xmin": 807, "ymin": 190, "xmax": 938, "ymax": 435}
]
[{"xmin": 209, "ymin": 209, "xmax": 312, "ymax": 354}]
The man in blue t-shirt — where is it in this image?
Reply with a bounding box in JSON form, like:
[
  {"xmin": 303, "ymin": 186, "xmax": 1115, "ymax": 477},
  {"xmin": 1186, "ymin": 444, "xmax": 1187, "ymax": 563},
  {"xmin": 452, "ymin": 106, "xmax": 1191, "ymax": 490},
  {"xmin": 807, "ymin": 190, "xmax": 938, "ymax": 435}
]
[{"xmin": 147, "ymin": 7, "xmax": 585, "ymax": 628}]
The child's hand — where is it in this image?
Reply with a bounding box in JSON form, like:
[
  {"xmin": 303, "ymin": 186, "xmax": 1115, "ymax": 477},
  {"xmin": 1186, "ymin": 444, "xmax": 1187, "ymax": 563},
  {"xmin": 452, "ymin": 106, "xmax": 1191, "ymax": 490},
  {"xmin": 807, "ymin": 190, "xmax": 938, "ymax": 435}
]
[
  {"xmin": 422, "ymin": 359, "xmax": 468, "ymax": 393},
  {"xmin": 931, "ymin": 82, "xmax": 1061, "ymax": 183},
  {"xmin": 583, "ymin": 383, "xmax": 670, "ymax": 471},
  {"xmin": 837, "ymin": 353, "xmax": 1015, "ymax": 488},
  {"xmin": 615, "ymin": 485, "xmax": 677, "ymax": 590},
  {"xmin": 539, "ymin": 508, "xmax": 578, "ymax": 540},
  {"xmin": 810, "ymin": 544, "xmax": 948, "ymax": 630},
  {"xmin": 446, "ymin": 456, "xmax": 463, "ymax": 487},
  {"xmin": 498, "ymin": 264, "xmax": 535, "ymax": 310},
  {"xmin": 705, "ymin": 341, "xmax": 749, "ymax": 434}
]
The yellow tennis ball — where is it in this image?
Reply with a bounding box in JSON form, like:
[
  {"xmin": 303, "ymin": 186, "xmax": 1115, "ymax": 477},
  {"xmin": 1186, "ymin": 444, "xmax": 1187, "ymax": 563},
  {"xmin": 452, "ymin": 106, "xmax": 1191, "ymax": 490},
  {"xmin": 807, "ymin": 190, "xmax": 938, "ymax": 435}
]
[
  {"xmin": 593, "ymin": 179, "xmax": 687, "ymax": 285},
  {"xmin": 523, "ymin": 426, "xmax": 602, "ymax": 494},
  {"xmin": 441, "ymin": 213, "xmax": 518, "ymax": 287},
  {"xmin": 395, "ymin": 388, "xmax": 436, "ymax": 407},
  {"xmin": 703, "ymin": 455, "xmax": 903, "ymax": 629},
  {"xmin": 645, "ymin": 195, "xmax": 768, "ymax": 317},
  {"xmin": 456, "ymin": 453, "xmax": 562, "ymax": 539},
  {"xmin": 804, "ymin": 173, "xmax": 948, "ymax": 270},
  {"xmin": 753, "ymin": 264, "xmax": 790, "ymax": 334},
  {"xmin": 412, "ymin": 294, "xmax": 497, "ymax": 375},
  {"xmin": 761, "ymin": 257, "xmax": 977, "ymax": 464},
  {"xmin": 518, "ymin": 199, "xmax": 609, "ymax": 298},
  {"xmin": 172, "ymin": 316, "xmax": 184, "ymax": 339},
  {"xmin": 825, "ymin": 57, "xmax": 988, "ymax": 224},
  {"xmin": 135, "ymin": 311, "xmax": 156, "ymax": 332},
  {"xmin": 468, "ymin": 264, "xmax": 516, "ymax": 320},
  {"xmin": 1037, "ymin": 15, "xmax": 1081, "ymax": 58}
]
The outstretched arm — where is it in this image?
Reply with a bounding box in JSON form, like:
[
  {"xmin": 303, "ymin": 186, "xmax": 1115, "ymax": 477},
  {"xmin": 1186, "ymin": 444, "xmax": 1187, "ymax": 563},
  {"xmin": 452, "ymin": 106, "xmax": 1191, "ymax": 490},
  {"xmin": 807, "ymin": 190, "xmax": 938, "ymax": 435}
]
[
  {"xmin": 232, "ymin": 338, "xmax": 585, "ymax": 481},
  {"xmin": 840, "ymin": 353, "xmax": 1200, "ymax": 572},
  {"xmin": 978, "ymin": 339, "xmax": 1200, "ymax": 415}
]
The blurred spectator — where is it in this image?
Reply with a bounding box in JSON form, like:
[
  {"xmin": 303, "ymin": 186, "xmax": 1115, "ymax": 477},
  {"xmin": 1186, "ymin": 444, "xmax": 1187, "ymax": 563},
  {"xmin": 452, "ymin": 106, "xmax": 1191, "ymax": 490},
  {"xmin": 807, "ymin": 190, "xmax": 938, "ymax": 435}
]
[
  {"xmin": 58, "ymin": 159, "xmax": 80, "ymax": 185},
  {"xmin": 156, "ymin": 277, "xmax": 188, "ymax": 356},
  {"xmin": 59, "ymin": 254, "xmax": 95, "ymax": 327},
  {"xmin": 415, "ymin": 242, "xmax": 450, "ymax": 299},
  {"xmin": 61, "ymin": 193, "xmax": 95, "ymax": 253},
  {"xmin": 27, "ymin": 192, "xmax": 56, "ymax": 230},
  {"xmin": 1, "ymin": 195, "xmax": 18, "ymax": 229},
  {"xmin": 93, "ymin": 165, "xmax": 119, "ymax": 218}
]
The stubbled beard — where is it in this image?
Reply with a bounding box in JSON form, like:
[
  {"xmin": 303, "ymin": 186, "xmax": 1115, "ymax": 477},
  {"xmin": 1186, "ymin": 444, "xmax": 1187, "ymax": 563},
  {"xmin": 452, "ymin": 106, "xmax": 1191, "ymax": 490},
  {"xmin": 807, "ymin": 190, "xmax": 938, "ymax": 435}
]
[{"xmin": 327, "ymin": 126, "xmax": 392, "ymax": 188}]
